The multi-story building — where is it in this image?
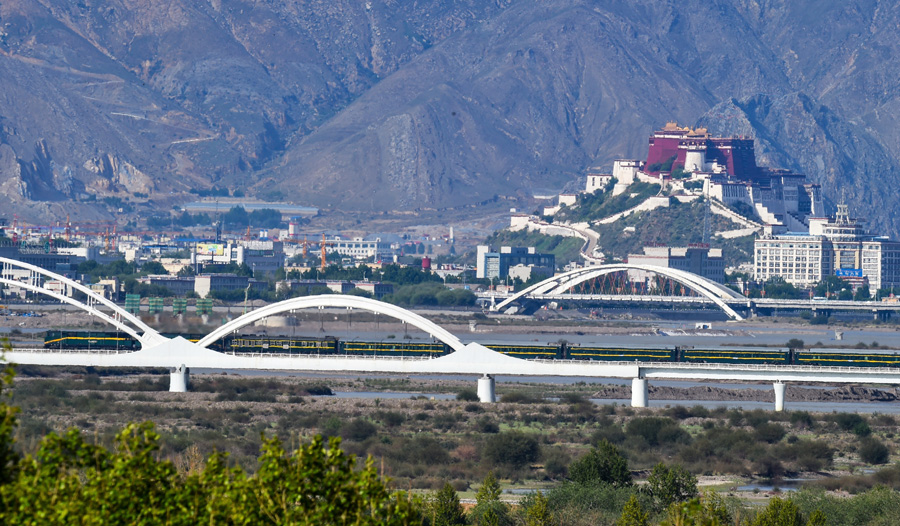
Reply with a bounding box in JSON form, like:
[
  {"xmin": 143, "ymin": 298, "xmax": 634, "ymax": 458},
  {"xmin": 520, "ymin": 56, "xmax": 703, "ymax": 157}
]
[
  {"xmin": 476, "ymin": 245, "xmax": 555, "ymax": 280},
  {"xmin": 137, "ymin": 275, "xmax": 197, "ymax": 297},
  {"xmin": 327, "ymin": 237, "xmax": 396, "ymax": 262},
  {"xmin": 191, "ymin": 240, "xmax": 285, "ymax": 277},
  {"xmin": 627, "ymin": 245, "xmax": 726, "ymax": 283},
  {"xmin": 754, "ymin": 205, "xmax": 900, "ymax": 293},
  {"xmin": 194, "ymin": 274, "xmax": 267, "ymax": 298}
]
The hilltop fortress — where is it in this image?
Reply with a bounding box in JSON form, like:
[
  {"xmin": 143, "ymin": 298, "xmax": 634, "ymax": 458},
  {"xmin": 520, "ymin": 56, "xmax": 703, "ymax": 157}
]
[{"xmin": 585, "ymin": 122, "xmax": 824, "ymax": 233}]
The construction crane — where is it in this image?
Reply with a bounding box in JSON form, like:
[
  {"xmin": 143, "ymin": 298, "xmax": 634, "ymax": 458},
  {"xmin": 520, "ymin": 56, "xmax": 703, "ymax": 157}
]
[{"xmin": 320, "ymin": 234, "xmax": 335, "ymax": 270}]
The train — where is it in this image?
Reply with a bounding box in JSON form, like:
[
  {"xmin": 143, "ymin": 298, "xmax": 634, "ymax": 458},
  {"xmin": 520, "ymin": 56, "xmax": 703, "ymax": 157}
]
[{"xmin": 41, "ymin": 330, "xmax": 900, "ymax": 368}]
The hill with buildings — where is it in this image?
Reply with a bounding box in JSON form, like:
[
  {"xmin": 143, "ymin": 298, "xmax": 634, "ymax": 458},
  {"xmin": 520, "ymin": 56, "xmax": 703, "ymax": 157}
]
[{"xmin": 3, "ymin": 1, "xmax": 900, "ymax": 235}]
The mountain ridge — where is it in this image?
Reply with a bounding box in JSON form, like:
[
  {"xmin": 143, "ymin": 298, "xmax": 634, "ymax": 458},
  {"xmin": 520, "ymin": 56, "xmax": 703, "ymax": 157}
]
[{"xmin": 2, "ymin": 0, "xmax": 900, "ymax": 237}]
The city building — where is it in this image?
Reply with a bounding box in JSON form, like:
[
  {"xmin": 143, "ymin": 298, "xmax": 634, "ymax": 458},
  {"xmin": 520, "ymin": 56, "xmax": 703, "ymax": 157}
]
[
  {"xmin": 190, "ymin": 240, "xmax": 285, "ymax": 277},
  {"xmin": 351, "ymin": 281, "xmax": 394, "ymax": 299},
  {"xmin": 627, "ymin": 245, "xmax": 726, "ymax": 283},
  {"xmin": 754, "ymin": 204, "xmax": 900, "ymax": 293},
  {"xmin": 476, "ymin": 245, "xmax": 555, "ymax": 280},
  {"xmin": 137, "ymin": 275, "xmax": 196, "ymax": 297},
  {"xmin": 194, "ymin": 274, "xmax": 267, "ymax": 298},
  {"xmin": 327, "ymin": 236, "xmax": 397, "ymax": 262}
]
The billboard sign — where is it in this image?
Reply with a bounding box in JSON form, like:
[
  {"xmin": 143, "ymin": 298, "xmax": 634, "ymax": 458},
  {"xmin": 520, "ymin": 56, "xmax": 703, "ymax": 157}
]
[
  {"xmin": 835, "ymin": 268, "xmax": 863, "ymax": 278},
  {"xmin": 196, "ymin": 243, "xmax": 225, "ymax": 256}
]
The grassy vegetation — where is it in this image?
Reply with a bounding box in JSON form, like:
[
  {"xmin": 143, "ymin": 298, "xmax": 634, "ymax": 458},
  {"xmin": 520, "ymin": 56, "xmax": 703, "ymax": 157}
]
[
  {"xmin": 557, "ymin": 182, "xmax": 662, "ymax": 222},
  {"xmin": 10, "ymin": 360, "xmax": 900, "ymax": 524},
  {"xmin": 9, "ymin": 370, "xmax": 900, "ymax": 495},
  {"xmin": 591, "ymin": 198, "xmax": 755, "ymax": 267}
]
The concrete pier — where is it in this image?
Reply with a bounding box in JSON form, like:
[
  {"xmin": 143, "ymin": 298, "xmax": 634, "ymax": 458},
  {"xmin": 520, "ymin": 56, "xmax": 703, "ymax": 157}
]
[
  {"xmin": 477, "ymin": 374, "xmax": 496, "ymax": 403},
  {"xmin": 169, "ymin": 364, "xmax": 190, "ymax": 392},
  {"xmin": 774, "ymin": 381, "xmax": 786, "ymax": 412},
  {"xmin": 631, "ymin": 377, "xmax": 648, "ymax": 408}
]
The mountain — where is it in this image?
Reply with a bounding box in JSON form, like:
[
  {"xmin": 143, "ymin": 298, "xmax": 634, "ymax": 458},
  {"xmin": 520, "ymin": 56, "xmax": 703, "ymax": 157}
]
[{"xmin": 3, "ymin": 0, "xmax": 900, "ymax": 236}]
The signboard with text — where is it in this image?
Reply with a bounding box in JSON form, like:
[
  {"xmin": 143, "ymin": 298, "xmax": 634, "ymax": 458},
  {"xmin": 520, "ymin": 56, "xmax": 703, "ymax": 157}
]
[
  {"xmin": 196, "ymin": 243, "xmax": 225, "ymax": 256},
  {"xmin": 835, "ymin": 268, "xmax": 863, "ymax": 278}
]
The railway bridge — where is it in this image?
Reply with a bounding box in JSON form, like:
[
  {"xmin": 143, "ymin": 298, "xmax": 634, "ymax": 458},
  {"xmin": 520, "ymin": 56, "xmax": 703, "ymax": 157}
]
[{"xmin": 5, "ymin": 257, "xmax": 900, "ymax": 411}]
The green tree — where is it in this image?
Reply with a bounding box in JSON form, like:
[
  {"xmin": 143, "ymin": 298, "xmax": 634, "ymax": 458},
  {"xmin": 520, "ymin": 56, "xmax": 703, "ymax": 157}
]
[
  {"xmin": 854, "ymin": 284, "xmax": 871, "ymax": 301},
  {"xmin": 647, "ymin": 462, "xmax": 698, "ymax": 510},
  {"xmin": 0, "ymin": 417, "xmax": 423, "ymax": 525},
  {"xmin": 476, "ymin": 471, "xmax": 502, "ymax": 505},
  {"xmin": 661, "ymin": 494, "xmax": 733, "ymax": 526},
  {"xmin": 786, "ymin": 338, "xmax": 805, "ymax": 350},
  {"xmin": 523, "ymin": 491, "xmax": 555, "ymax": 526},
  {"xmin": 471, "ymin": 471, "xmax": 511, "ymax": 526},
  {"xmin": 858, "ymin": 437, "xmax": 890, "ymax": 464},
  {"xmin": 814, "ymin": 276, "xmax": 851, "ymax": 299},
  {"xmin": 751, "ymin": 497, "xmax": 804, "ymax": 526},
  {"xmin": 763, "ymin": 276, "xmax": 805, "ymax": 299},
  {"xmin": 482, "ymin": 431, "xmax": 540, "ymax": 469},
  {"xmin": 429, "ymin": 482, "xmax": 467, "ymax": 526},
  {"xmin": 568, "ymin": 438, "xmax": 632, "ymax": 488},
  {"xmin": 0, "ymin": 340, "xmax": 19, "ymax": 485},
  {"xmin": 141, "ymin": 260, "xmax": 167, "ymax": 275},
  {"xmin": 618, "ymin": 494, "xmax": 649, "ymax": 526}
]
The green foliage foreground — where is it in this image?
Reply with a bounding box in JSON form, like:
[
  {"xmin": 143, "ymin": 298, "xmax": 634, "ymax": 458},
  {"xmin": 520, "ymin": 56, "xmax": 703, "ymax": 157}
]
[
  {"xmin": 0, "ymin": 345, "xmax": 420, "ymax": 525},
  {"xmin": 0, "ymin": 424, "xmax": 420, "ymax": 525}
]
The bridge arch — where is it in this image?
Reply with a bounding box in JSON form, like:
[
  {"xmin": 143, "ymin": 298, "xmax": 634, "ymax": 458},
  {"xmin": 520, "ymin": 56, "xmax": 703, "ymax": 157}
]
[
  {"xmin": 197, "ymin": 295, "xmax": 465, "ymax": 352},
  {"xmin": 0, "ymin": 257, "xmax": 166, "ymax": 347},
  {"xmin": 493, "ymin": 264, "xmax": 746, "ymax": 320}
]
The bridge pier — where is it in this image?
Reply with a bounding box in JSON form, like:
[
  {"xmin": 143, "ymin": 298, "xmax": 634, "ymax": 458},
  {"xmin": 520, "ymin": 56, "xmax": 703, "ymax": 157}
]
[
  {"xmin": 631, "ymin": 378, "xmax": 648, "ymax": 408},
  {"xmin": 874, "ymin": 310, "xmax": 891, "ymax": 322},
  {"xmin": 169, "ymin": 365, "xmax": 190, "ymax": 392},
  {"xmin": 773, "ymin": 381, "xmax": 786, "ymax": 412},
  {"xmin": 477, "ymin": 374, "xmax": 496, "ymax": 403}
]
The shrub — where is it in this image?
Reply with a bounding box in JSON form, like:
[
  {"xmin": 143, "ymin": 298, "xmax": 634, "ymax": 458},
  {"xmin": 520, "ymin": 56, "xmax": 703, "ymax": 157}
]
[
  {"xmin": 859, "ymin": 437, "xmax": 890, "ymax": 465},
  {"xmin": 646, "ymin": 462, "xmax": 698, "ymax": 510},
  {"xmin": 482, "ymin": 431, "xmax": 541, "ymax": 469},
  {"xmin": 568, "ymin": 439, "xmax": 632, "ymax": 488},
  {"xmin": 832, "ymin": 413, "xmax": 867, "ymax": 433},
  {"xmin": 375, "ymin": 410, "xmax": 405, "ymax": 428},
  {"xmin": 475, "ymin": 416, "xmax": 499, "ymax": 434},
  {"xmin": 402, "ymin": 436, "xmax": 450, "ymax": 465},
  {"xmin": 341, "ymin": 418, "xmax": 377, "ymax": 442},
  {"xmin": 755, "ymin": 422, "xmax": 787, "ymax": 444},
  {"xmin": 625, "ymin": 417, "xmax": 689, "ymax": 447},
  {"xmin": 456, "ymin": 388, "xmax": 479, "ymax": 402}
]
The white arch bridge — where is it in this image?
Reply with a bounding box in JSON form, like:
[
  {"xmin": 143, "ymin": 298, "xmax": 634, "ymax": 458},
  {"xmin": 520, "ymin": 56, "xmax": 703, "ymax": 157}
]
[
  {"xmin": 4, "ymin": 259, "xmax": 900, "ymax": 410},
  {"xmin": 490, "ymin": 263, "xmax": 747, "ymax": 320}
]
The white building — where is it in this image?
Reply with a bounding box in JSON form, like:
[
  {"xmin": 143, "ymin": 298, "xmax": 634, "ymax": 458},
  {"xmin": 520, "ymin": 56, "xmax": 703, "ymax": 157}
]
[
  {"xmin": 327, "ymin": 237, "xmax": 396, "ymax": 261},
  {"xmin": 191, "ymin": 240, "xmax": 285, "ymax": 276},
  {"xmin": 754, "ymin": 205, "xmax": 900, "ymax": 293}
]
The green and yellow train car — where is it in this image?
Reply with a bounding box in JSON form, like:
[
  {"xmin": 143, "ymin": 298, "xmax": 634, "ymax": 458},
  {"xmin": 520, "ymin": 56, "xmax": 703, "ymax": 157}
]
[
  {"xmin": 795, "ymin": 351, "xmax": 900, "ymax": 368},
  {"xmin": 228, "ymin": 336, "xmax": 339, "ymax": 354},
  {"xmin": 679, "ymin": 348, "xmax": 791, "ymax": 365},
  {"xmin": 340, "ymin": 340, "xmax": 448, "ymax": 358},
  {"xmin": 568, "ymin": 346, "xmax": 677, "ymax": 362},
  {"xmin": 486, "ymin": 344, "xmax": 560, "ymax": 360},
  {"xmin": 44, "ymin": 330, "xmax": 139, "ymax": 350}
]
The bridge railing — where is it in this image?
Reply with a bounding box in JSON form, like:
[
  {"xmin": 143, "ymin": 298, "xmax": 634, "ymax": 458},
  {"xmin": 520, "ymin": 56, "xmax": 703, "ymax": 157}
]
[{"xmin": 530, "ymin": 358, "xmax": 896, "ymax": 374}]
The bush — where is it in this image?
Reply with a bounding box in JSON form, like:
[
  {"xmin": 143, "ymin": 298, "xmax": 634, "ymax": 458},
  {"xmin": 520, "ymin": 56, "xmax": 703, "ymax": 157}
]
[
  {"xmin": 568, "ymin": 439, "xmax": 632, "ymax": 488},
  {"xmin": 456, "ymin": 388, "xmax": 479, "ymax": 402},
  {"xmin": 859, "ymin": 437, "xmax": 890, "ymax": 465},
  {"xmin": 482, "ymin": 431, "xmax": 541, "ymax": 469},
  {"xmin": 625, "ymin": 417, "xmax": 689, "ymax": 447},
  {"xmin": 341, "ymin": 418, "xmax": 377, "ymax": 442},
  {"xmin": 646, "ymin": 462, "xmax": 698, "ymax": 510},
  {"xmin": 755, "ymin": 422, "xmax": 787, "ymax": 444}
]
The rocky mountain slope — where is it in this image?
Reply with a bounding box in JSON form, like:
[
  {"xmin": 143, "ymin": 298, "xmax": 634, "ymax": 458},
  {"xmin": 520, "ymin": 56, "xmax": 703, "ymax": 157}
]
[{"xmin": 2, "ymin": 0, "xmax": 900, "ymax": 235}]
